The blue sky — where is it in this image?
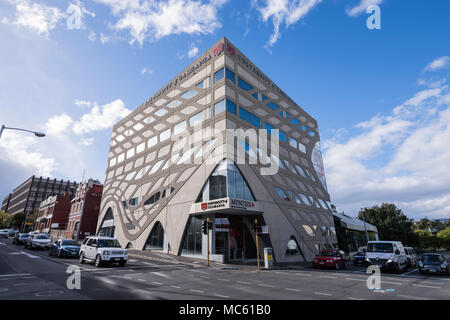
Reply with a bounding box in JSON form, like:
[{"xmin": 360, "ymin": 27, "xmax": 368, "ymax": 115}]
[{"xmin": 0, "ymin": 0, "xmax": 449, "ymax": 220}]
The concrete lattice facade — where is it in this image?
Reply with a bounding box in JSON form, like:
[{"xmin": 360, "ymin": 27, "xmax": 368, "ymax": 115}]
[{"xmin": 97, "ymin": 38, "xmax": 337, "ymax": 263}]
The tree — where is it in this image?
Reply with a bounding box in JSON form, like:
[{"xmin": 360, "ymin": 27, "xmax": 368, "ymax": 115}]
[
  {"xmin": 0, "ymin": 210, "xmax": 9, "ymax": 228},
  {"xmin": 358, "ymin": 203, "xmax": 419, "ymax": 247},
  {"xmin": 437, "ymin": 227, "xmax": 450, "ymax": 250},
  {"xmin": 8, "ymin": 213, "xmax": 26, "ymax": 230}
]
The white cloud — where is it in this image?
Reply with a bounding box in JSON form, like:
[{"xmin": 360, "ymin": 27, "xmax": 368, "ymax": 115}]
[
  {"xmin": 6, "ymin": 0, "xmax": 65, "ymax": 37},
  {"xmin": 424, "ymin": 56, "xmax": 450, "ymax": 72},
  {"xmin": 88, "ymin": 30, "xmax": 97, "ymax": 41},
  {"xmin": 141, "ymin": 67, "xmax": 153, "ymax": 75},
  {"xmin": 253, "ymin": 0, "xmax": 322, "ymax": 48},
  {"xmin": 95, "ymin": 0, "xmax": 227, "ymax": 46},
  {"xmin": 44, "ymin": 113, "xmax": 74, "ymax": 136},
  {"xmin": 346, "ymin": 0, "xmax": 382, "ymax": 17},
  {"xmin": 323, "ymin": 79, "xmax": 450, "ymax": 219},
  {"xmin": 188, "ymin": 45, "xmax": 199, "ymax": 58},
  {"xmin": 73, "ymin": 99, "xmax": 131, "ymax": 134},
  {"xmin": 74, "ymin": 99, "xmax": 93, "ymax": 108},
  {"xmin": 0, "ymin": 131, "xmax": 56, "ymax": 177},
  {"xmin": 78, "ymin": 137, "xmax": 94, "ymax": 146}
]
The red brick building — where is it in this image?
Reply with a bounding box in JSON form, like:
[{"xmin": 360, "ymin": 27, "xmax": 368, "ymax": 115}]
[
  {"xmin": 62, "ymin": 179, "xmax": 103, "ymax": 240},
  {"xmin": 34, "ymin": 193, "xmax": 71, "ymax": 234}
]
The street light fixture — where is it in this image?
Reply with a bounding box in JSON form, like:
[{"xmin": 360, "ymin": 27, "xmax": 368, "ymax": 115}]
[{"xmin": 0, "ymin": 125, "xmax": 46, "ymax": 140}]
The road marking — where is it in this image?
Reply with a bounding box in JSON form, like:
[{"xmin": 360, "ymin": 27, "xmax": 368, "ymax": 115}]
[
  {"xmin": 346, "ymin": 278, "xmax": 366, "ymax": 282},
  {"xmin": 348, "ymin": 297, "xmax": 364, "ymax": 300},
  {"xmin": 98, "ymin": 277, "xmax": 116, "ymax": 285},
  {"xmin": 14, "ymin": 281, "xmax": 49, "ymax": 286},
  {"xmin": 137, "ymin": 279, "xmax": 146, "ymax": 282},
  {"xmin": 152, "ymin": 281, "xmax": 162, "ymax": 285},
  {"xmin": 213, "ymin": 293, "xmax": 230, "ymax": 299},
  {"xmin": 217, "ymin": 278, "xmax": 228, "ymax": 282},
  {"xmin": 153, "ymin": 272, "xmax": 170, "ymax": 279},
  {"xmin": 314, "ymin": 292, "xmax": 332, "ymax": 296},
  {"xmin": 383, "ymin": 281, "xmax": 402, "ymax": 285},
  {"xmin": 285, "ymin": 288, "xmax": 302, "ymax": 292},
  {"xmin": 237, "ymin": 281, "xmax": 251, "ymax": 285},
  {"xmin": 0, "ymin": 273, "xmax": 31, "ymax": 278},
  {"xmin": 171, "ymin": 285, "xmax": 181, "ymax": 289},
  {"xmin": 190, "ymin": 289, "xmax": 204, "ymax": 293},
  {"xmin": 185, "ymin": 269, "xmax": 209, "ymax": 275},
  {"xmin": 402, "ymin": 268, "xmax": 418, "ymax": 276},
  {"xmin": 257, "ymin": 284, "xmax": 274, "ymax": 288},
  {"xmin": 412, "ymin": 284, "xmax": 441, "ymax": 289},
  {"xmin": 9, "ymin": 251, "xmax": 40, "ymax": 259},
  {"xmin": 295, "ymin": 273, "xmax": 312, "ymax": 277},
  {"xmin": 320, "ymin": 275, "xmax": 337, "ymax": 279}
]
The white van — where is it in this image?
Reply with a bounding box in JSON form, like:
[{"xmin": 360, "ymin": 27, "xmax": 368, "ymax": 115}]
[{"xmin": 365, "ymin": 241, "xmax": 407, "ymax": 273}]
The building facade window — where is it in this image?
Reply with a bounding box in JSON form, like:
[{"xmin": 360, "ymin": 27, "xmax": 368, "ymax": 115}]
[
  {"xmin": 189, "ymin": 111, "xmax": 204, "ymax": 127},
  {"xmin": 181, "ymin": 216, "xmax": 203, "ymax": 256},
  {"xmin": 239, "ymin": 107, "xmax": 261, "ymax": 128},
  {"xmin": 238, "ymin": 77, "xmax": 253, "ymax": 91},
  {"xmin": 225, "ymin": 68, "xmax": 235, "ymax": 82},
  {"xmin": 286, "ymin": 236, "xmax": 303, "ymax": 257},
  {"xmin": 214, "ymin": 68, "xmax": 225, "ymax": 83},
  {"xmin": 267, "ymin": 102, "xmax": 280, "ymax": 110},
  {"xmin": 274, "ymin": 186, "xmax": 289, "ymax": 201},
  {"xmin": 144, "ymin": 222, "xmax": 165, "ymax": 251},
  {"xmin": 180, "ymin": 90, "xmax": 198, "ymax": 100}
]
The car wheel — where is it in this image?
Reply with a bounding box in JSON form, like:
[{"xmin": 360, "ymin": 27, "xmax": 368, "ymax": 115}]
[
  {"xmin": 118, "ymin": 261, "xmax": 126, "ymax": 267},
  {"xmin": 49, "ymin": 248, "xmax": 53, "ymax": 256},
  {"xmin": 395, "ymin": 263, "xmax": 400, "ymax": 274},
  {"xmin": 95, "ymin": 255, "xmax": 103, "ymax": 267},
  {"xmin": 57, "ymin": 250, "xmax": 61, "ymax": 258},
  {"xmin": 79, "ymin": 253, "xmax": 85, "ymax": 264}
]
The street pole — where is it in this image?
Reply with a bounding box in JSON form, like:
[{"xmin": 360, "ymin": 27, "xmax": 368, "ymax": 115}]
[
  {"xmin": 255, "ymin": 218, "xmax": 260, "ymax": 270},
  {"xmin": 361, "ymin": 208, "xmax": 370, "ymax": 244},
  {"xmin": 206, "ymin": 217, "xmax": 210, "ymax": 267}
]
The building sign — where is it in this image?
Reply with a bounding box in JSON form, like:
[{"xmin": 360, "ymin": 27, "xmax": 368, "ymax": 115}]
[
  {"xmin": 230, "ymin": 198, "xmax": 255, "ymax": 210},
  {"xmin": 213, "ymin": 43, "xmax": 223, "ymax": 56},
  {"xmin": 201, "ymin": 199, "xmax": 228, "ymax": 211},
  {"xmin": 193, "ymin": 197, "xmax": 259, "ymax": 213}
]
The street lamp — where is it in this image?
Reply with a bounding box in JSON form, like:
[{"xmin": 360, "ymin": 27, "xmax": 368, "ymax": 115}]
[{"xmin": 0, "ymin": 125, "xmax": 46, "ymax": 140}]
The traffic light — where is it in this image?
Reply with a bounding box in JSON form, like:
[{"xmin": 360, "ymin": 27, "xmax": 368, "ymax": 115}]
[{"xmin": 202, "ymin": 220, "xmax": 208, "ymax": 235}]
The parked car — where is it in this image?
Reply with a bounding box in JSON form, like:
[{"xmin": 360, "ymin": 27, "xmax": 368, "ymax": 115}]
[
  {"xmin": 79, "ymin": 236, "xmax": 128, "ymax": 267},
  {"xmin": 25, "ymin": 233, "xmax": 51, "ymax": 250},
  {"xmin": 365, "ymin": 241, "xmax": 407, "ymax": 273},
  {"xmin": 404, "ymin": 247, "xmax": 418, "ymax": 268},
  {"xmin": 49, "ymin": 239, "xmax": 81, "ymax": 258},
  {"xmin": 8, "ymin": 229, "xmax": 17, "ymax": 237},
  {"xmin": 0, "ymin": 229, "xmax": 9, "ymax": 238},
  {"xmin": 418, "ymin": 253, "xmax": 450, "ymax": 276},
  {"xmin": 13, "ymin": 233, "xmax": 31, "ymax": 245},
  {"xmin": 312, "ymin": 249, "xmax": 346, "ymax": 270},
  {"xmin": 353, "ymin": 251, "xmax": 367, "ymax": 266}
]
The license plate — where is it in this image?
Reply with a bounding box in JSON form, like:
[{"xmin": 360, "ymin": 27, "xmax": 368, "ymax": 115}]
[{"xmin": 319, "ymin": 262, "xmax": 324, "ymax": 265}]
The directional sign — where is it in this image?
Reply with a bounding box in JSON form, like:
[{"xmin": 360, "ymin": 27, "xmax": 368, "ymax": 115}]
[{"xmin": 9, "ymin": 251, "xmax": 40, "ymax": 259}]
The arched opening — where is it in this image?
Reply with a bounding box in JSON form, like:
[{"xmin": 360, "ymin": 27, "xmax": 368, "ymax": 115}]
[
  {"xmin": 144, "ymin": 221, "xmax": 165, "ymax": 251},
  {"xmin": 285, "ymin": 236, "xmax": 305, "ymax": 259},
  {"xmin": 98, "ymin": 208, "xmax": 115, "ymax": 237},
  {"xmin": 126, "ymin": 242, "xmax": 133, "ymax": 249}
]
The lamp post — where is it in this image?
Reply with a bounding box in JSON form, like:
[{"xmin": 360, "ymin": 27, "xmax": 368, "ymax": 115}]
[{"xmin": 0, "ymin": 125, "xmax": 46, "ymax": 140}]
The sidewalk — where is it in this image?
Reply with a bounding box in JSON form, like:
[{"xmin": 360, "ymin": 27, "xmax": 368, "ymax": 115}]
[{"xmin": 128, "ymin": 249, "xmax": 311, "ymax": 271}]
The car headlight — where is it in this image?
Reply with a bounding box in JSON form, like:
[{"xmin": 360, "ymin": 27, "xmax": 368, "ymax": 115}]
[
  {"xmin": 441, "ymin": 263, "xmax": 447, "ymax": 269},
  {"xmin": 123, "ymin": 250, "xmax": 128, "ymax": 255},
  {"xmin": 103, "ymin": 250, "xmax": 110, "ymax": 255}
]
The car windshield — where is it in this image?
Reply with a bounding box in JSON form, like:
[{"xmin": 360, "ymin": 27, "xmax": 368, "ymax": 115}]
[
  {"xmin": 97, "ymin": 239, "xmax": 121, "ymax": 248},
  {"xmin": 356, "ymin": 252, "xmax": 365, "ymax": 256},
  {"xmin": 422, "ymin": 255, "xmax": 440, "ymax": 262},
  {"xmin": 36, "ymin": 235, "xmax": 49, "ymax": 239},
  {"xmin": 319, "ymin": 251, "xmax": 336, "ymax": 257},
  {"xmin": 367, "ymin": 243, "xmax": 393, "ymax": 253},
  {"xmin": 61, "ymin": 240, "xmax": 79, "ymax": 246},
  {"xmin": 20, "ymin": 234, "xmax": 30, "ymax": 238}
]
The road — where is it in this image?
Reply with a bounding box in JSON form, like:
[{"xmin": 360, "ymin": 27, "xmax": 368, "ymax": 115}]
[{"xmin": 0, "ymin": 238, "xmax": 449, "ymax": 300}]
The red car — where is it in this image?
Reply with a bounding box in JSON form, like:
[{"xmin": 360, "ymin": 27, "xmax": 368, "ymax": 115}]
[{"xmin": 312, "ymin": 249, "xmax": 346, "ymax": 270}]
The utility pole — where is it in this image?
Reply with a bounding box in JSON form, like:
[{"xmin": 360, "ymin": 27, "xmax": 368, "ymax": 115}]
[
  {"xmin": 255, "ymin": 218, "xmax": 260, "ymax": 270},
  {"xmin": 206, "ymin": 217, "xmax": 210, "ymax": 267}
]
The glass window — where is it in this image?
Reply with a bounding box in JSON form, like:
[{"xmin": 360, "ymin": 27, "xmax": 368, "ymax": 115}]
[
  {"xmin": 126, "ymin": 148, "xmax": 135, "ymax": 159},
  {"xmin": 196, "ymin": 81, "xmax": 204, "ymax": 88},
  {"xmin": 149, "ymin": 160, "xmax": 164, "ymax": 175},
  {"xmin": 117, "ymin": 153, "xmax": 125, "ymax": 163},
  {"xmin": 160, "ymin": 129, "xmax": 171, "ymax": 142},
  {"xmin": 136, "ymin": 142, "xmax": 145, "ymax": 154},
  {"xmin": 264, "ymin": 122, "xmax": 274, "ymax": 135},
  {"xmin": 239, "ymin": 107, "xmax": 261, "ymax": 128},
  {"xmin": 226, "ymin": 99, "xmax": 237, "ymax": 115},
  {"xmin": 133, "ymin": 123, "xmax": 144, "ymax": 131},
  {"xmin": 181, "ymin": 216, "xmax": 203, "ymax": 256},
  {"xmin": 274, "ymin": 186, "xmax": 289, "ymax": 201},
  {"xmin": 295, "ymin": 165, "xmax": 307, "ymax": 178},
  {"xmin": 147, "ymin": 136, "xmax": 157, "ymax": 148},
  {"xmin": 180, "ymin": 90, "xmax": 198, "ymax": 100},
  {"xmin": 166, "ymin": 100, "xmax": 182, "ymax": 108},
  {"xmin": 279, "ymin": 130, "xmax": 287, "ymax": 143},
  {"xmin": 238, "ymin": 77, "xmax": 253, "ymax": 91},
  {"xmin": 214, "ymin": 68, "xmax": 224, "ymax": 83},
  {"xmin": 214, "ymin": 99, "xmax": 226, "ymax": 116},
  {"xmin": 173, "ymin": 121, "xmax": 187, "ymax": 135},
  {"xmin": 308, "ymin": 130, "xmax": 316, "ymax": 137},
  {"xmin": 122, "ymin": 200, "xmax": 128, "ymax": 209},
  {"xmin": 261, "ymin": 94, "xmax": 268, "ymax": 101},
  {"xmin": 298, "ymin": 143, "xmax": 306, "ymax": 153},
  {"xmin": 189, "ymin": 111, "xmax": 204, "ymax": 127},
  {"xmin": 290, "ymin": 118, "xmax": 299, "ymax": 126},
  {"xmin": 144, "ymin": 222, "xmax": 165, "ymax": 251},
  {"xmin": 177, "ymin": 146, "xmax": 196, "ymax": 164},
  {"xmin": 251, "ymin": 92, "xmax": 258, "ymax": 100},
  {"xmin": 144, "ymin": 192, "xmax": 161, "ymax": 206},
  {"xmin": 129, "ymin": 197, "xmax": 139, "ymax": 206},
  {"xmin": 225, "ymin": 68, "xmax": 235, "ymax": 82},
  {"xmin": 298, "ymin": 193, "xmax": 311, "ymax": 205},
  {"xmin": 154, "ymin": 109, "xmax": 168, "ymax": 117},
  {"xmin": 144, "ymin": 117, "xmax": 155, "ymax": 124},
  {"xmin": 288, "ymin": 137, "xmax": 297, "ymax": 149},
  {"xmin": 267, "ymin": 102, "xmax": 280, "ymax": 110}
]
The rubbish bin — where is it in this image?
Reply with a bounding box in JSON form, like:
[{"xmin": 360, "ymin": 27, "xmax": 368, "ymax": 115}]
[{"xmin": 264, "ymin": 247, "xmax": 273, "ymax": 269}]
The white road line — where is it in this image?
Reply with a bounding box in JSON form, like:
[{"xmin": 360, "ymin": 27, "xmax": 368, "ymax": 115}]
[
  {"xmin": 14, "ymin": 281, "xmax": 49, "ymax": 286},
  {"xmin": 257, "ymin": 284, "xmax": 274, "ymax": 288},
  {"xmin": 402, "ymin": 268, "xmax": 418, "ymax": 276},
  {"xmin": 295, "ymin": 273, "xmax": 312, "ymax": 277},
  {"xmin": 237, "ymin": 281, "xmax": 251, "ymax": 285},
  {"xmin": 184, "ymin": 269, "xmax": 210, "ymax": 275},
  {"xmin": 217, "ymin": 278, "xmax": 228, "ymax": 282},
  {"xmin": 152, "ymin": 281, "xmax": 162, "ymax": 285},
  {"xmin": 190, "ymin": 289, "xmax": 204, "ymax": 293},
  {"xmin": 346, "ymin": 278, "xmax": 366, "ymax": 282},
  {"xmin": 412, "ymin": 284, "xmax": 441, "ymax": 289},
  {"xmin": 98, "ymin": 278, "xmax": 116, "ymax": 285},
  {"xmin": 153, "ymin": 272, "xmax": 170, "ymax": 279},
  {"xmin": 171, "ymin": 285, "xmax": 181, "ymax": 289},
  {"xmin": 320, "ymin": 276, "xmax": 337, "ymax": 279},
  {"xmin": 382, "ymin": 281, "xmax": 402, "ymax": 285},
  {"xmin": 213, "ymin": 293, "xmax": 230, "ymax": 299},
  {"xmin": 314, "ymin": 292, "xmax": 332, "ymax": 296},
  {"xmin": 348, "ymin": 297, "xmax": 364, "ymax": 300},
  {"xmin": 138, "ymin": 279, "xmax": 146, "ymax": 282},
  {"xmin": 285, "ymin": 288, "xmax": 302, "ymax": 292},
  {"xmin": 0, "ymin": 273, "xmax": 31, "ymax": 278}
]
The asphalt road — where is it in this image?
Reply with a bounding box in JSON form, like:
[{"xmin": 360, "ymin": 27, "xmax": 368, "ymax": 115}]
[{"xmin": 0, "ymin": 238, "xmax": 449, "ymax": 300}]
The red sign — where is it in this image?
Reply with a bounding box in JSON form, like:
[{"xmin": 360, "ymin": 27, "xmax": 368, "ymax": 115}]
[
  {"xmin": 226, "ymin": 43, "xmax": 235, "ymax": 56},
  {"xmin": 213, "ymin": 43, "xmax": 223, "ymax": 56},
  {"xmin": 201, "ymin": 203, "xmax": 207, "ymax": 211}
]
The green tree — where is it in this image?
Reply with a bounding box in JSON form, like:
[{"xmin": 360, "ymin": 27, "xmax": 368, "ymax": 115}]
[
  {"xmin": 8, "ymin": 213, "xmax": 26, "ymax": 230},
  {"xmin": 437, "ymin": 227, "xmax": 450, "ymax": 250},
  {"xmin": 0, "ymin": 210, "xmax": 9, "ymax": 228},
  {"xmin": 358, "ymin": 203, "xmax": 419, "ymax": 247}
]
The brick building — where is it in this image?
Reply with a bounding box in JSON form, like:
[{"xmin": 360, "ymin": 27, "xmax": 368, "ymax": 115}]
[
  {"xmin": 34, "ymin": 193, "xmax": 71, "ymax": 234},
  {"xmin": 62, "ymin": 179, "xmax": 103, "ymax": 240}
]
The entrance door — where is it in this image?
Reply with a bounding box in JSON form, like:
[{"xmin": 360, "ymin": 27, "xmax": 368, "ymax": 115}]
[{"xmin": 215, "ymin": 231, "xmax": 229, "ymax": 261}]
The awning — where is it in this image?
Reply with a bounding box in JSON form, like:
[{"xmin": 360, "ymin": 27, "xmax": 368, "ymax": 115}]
[{"xmin": 334, "ymin": 212, "xmax": 378, "ymax": 233}]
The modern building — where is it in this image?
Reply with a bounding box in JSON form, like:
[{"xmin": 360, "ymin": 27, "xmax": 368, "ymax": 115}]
[
  {"xmin": 97, "ymin": 37, "xmax": 337, "ymax": 263},
  {"xmin": 1, "ymin": 194, "xmax": 12, "ymax": 213},
  {"xmin": 2, "ymin": 176, "xmax": 78, "ymax": 231},
  {"xmin": 62, "ymin": 179, "xmax": 103, "ymax": 240},
  {"xmin": 332, "ymin": 205, "xmax": 379, "ymax": 253},
  {"xmin": 34, "ymin": 193, "xmax": 71, "ymax": 234}
]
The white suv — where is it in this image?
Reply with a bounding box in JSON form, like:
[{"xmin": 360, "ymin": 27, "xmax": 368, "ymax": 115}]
[{"xmin": 79, "ymin": 236, "xmax": 128, "ymax": 267}]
